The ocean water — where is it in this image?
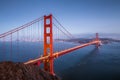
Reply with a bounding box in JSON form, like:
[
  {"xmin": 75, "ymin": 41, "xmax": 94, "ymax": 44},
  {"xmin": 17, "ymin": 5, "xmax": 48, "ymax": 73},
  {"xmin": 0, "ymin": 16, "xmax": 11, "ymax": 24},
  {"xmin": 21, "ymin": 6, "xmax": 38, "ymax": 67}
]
[
  {"xmin": 0, "ymin": 42, "xmax": 120, "ymax": 80},
  {"xmin": 54, "ymin": 42, "xmax": 120, "ymax": 80}
]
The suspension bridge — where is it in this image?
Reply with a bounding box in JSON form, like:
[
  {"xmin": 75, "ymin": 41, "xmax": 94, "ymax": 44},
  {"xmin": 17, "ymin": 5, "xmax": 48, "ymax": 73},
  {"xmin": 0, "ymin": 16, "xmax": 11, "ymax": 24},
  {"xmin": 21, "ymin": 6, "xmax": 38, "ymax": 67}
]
[{"xmin": 0, "ymin": 14, "xmax": 101, "ymax": 75}]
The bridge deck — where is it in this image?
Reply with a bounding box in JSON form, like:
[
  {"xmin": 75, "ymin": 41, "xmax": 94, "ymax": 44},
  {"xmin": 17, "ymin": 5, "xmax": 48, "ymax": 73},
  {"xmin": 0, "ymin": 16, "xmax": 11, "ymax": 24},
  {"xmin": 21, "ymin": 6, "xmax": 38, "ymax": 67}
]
[{"xmin": 24, "ymin": 40, "xmax": 101, "ymax": 65}]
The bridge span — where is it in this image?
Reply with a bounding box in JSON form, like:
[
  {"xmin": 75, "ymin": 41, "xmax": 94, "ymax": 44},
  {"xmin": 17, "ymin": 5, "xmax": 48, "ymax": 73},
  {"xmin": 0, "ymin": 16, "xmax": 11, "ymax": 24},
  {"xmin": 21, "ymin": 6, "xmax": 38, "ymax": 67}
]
[{"xmin": 0, "ymin": 14, "xmax": 101, "ymax": 75}]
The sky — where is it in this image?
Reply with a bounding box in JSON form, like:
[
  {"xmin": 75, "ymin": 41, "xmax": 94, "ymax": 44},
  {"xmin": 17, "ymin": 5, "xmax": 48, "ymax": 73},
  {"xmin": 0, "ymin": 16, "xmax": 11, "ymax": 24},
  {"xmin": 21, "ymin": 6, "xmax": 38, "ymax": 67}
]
[{"xmin": 0, "ymin": 0, "xmax": 120, "ymax": 34}]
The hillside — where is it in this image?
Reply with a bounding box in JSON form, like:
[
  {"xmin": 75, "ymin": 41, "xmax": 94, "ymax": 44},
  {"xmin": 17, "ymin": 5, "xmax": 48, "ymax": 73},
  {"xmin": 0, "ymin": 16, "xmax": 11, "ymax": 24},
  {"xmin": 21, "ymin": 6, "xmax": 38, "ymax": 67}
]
[{"xmin": 0, "ymin": 62, "xmax": 60, "ymax": 80}]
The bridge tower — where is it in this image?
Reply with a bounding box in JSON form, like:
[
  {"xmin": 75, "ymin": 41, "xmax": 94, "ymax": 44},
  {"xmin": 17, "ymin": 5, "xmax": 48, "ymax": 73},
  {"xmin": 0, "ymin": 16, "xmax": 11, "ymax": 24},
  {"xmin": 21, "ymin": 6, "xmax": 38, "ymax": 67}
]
[
  {"xmin": 96, "ymin": 33, "xmax": 100, "ymax": 48},
  {"xmin": 44, "ymin": 14, "xmax": 54, "ymax": 75}
]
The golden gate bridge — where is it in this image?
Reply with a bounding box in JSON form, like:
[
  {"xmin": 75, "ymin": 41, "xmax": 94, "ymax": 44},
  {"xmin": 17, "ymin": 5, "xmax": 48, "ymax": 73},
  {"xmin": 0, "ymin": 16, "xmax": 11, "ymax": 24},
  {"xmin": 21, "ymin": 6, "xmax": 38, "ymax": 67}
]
[{"xmin": 0, "ymin": 14, "xmax": 101, "ymax": 75}]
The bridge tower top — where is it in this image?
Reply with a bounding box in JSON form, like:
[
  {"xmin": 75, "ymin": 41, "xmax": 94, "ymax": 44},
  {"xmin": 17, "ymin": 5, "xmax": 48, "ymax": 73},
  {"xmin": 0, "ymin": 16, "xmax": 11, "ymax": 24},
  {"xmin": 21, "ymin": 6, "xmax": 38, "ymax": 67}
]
[
  {"xmin": 96, "ymin": 33, "xmax": 99, "ymax": 41},
  {"xmin": 95, "ymin": 33, "xmax": 100, "ymax": 48}
]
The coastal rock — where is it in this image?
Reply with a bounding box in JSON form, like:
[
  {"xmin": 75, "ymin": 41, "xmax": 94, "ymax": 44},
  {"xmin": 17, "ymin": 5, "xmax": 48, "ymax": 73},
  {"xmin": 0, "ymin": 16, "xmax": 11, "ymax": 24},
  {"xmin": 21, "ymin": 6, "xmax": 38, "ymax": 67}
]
[{"xmin": 0, "ymin": 62, "xmax": 60, "ymax": 80}]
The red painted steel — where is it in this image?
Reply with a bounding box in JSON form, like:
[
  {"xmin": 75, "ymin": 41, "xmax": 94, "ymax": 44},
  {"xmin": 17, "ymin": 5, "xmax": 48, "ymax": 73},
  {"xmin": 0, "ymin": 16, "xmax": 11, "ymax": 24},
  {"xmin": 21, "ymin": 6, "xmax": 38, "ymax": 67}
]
[
  {"xmin": 0, "ymin": 17, "xmax": 43, "ymax": 38},
  {"xmin": 53, "ymin": 41, "xmax": 101, "ymax": 57},
  {"xmin": 24, "ymin": 40, "xmax": 101, "ymax": 64},
  {"xmin": 33, "ymin": 61, "xmax": 41, "ymax": 65},
  {"xmin": 44, "ymin": 14, "xmax": 54, "ymax": 75},
  {"xmin": 96, "ymin": 33, "xmax": 100, "ymax": 48},
  {"xmin": 0, "ymin": 13, "xmax": 101, "ymax": 76},
  {"xmin": 24, "ymin": 14, "xmax": 101, "ymax": 76}
]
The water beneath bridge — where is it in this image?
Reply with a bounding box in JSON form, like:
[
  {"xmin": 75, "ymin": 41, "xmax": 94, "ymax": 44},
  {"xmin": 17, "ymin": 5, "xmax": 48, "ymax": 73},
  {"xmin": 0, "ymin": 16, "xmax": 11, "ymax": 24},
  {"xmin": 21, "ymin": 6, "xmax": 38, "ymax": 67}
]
[{"xmin": 0, "ymin": 42, "xmax": 120, "ymax": 80}]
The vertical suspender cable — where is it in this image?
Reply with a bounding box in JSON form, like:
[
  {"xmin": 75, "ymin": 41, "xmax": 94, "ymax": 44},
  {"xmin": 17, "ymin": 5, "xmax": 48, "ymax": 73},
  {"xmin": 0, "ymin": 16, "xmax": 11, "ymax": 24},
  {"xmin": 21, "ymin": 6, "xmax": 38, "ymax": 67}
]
[
  {"xmin": 17, "ymin": 31, "xmax": 19, "ymax": 60},
  {"xmin": 10, "ymin": 33, "xmax": 12, "ymax": 61},
  {"xmin": 38, "ymin": 21, "xmax": 41, "ymax": 57},
  {"xmin": 3, "ymin": 37, "xmax": 6, "ymax": 61}
]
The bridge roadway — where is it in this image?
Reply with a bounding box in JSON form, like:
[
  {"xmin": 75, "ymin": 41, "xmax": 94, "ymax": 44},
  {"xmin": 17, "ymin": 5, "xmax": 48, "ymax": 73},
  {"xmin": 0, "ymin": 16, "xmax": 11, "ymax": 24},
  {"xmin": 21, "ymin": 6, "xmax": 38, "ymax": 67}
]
[{"xmin": 24, "ymin": 40, "xmax": 101, "ymax": 65}]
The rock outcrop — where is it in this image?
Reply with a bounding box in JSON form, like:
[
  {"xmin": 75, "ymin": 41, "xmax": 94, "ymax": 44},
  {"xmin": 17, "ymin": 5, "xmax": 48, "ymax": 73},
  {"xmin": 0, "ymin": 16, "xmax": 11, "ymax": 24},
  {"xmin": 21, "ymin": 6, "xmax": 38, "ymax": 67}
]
[{"xmin": 0, "ymin": 62, "xmax": 60, "ymax": 80}]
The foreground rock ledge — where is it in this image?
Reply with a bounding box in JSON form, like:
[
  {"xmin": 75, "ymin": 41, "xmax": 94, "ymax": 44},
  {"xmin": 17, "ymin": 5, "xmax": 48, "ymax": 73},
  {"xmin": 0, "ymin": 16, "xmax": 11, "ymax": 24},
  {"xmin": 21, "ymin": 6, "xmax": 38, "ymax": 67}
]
[{"xmin": 0, "ymin": 62, "xmax": 60, "ymax": 80}]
